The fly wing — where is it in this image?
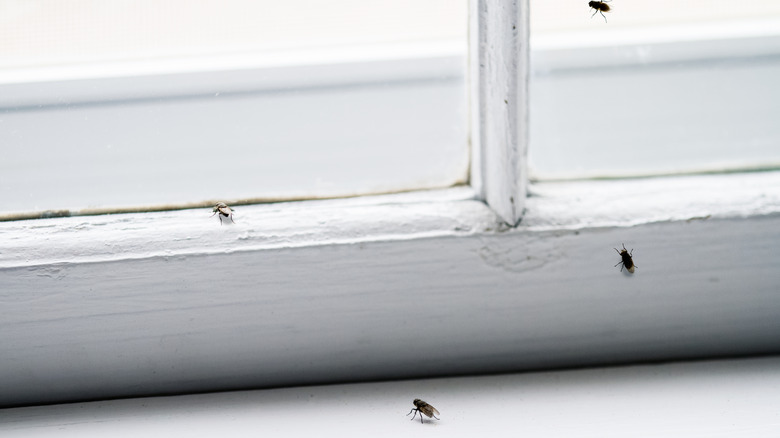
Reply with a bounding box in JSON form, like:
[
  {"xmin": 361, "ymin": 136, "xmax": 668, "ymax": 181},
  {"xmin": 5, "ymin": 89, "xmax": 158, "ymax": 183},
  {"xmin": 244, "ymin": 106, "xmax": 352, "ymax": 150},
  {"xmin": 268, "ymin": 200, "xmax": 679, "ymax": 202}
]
[
  {"xmin": 217, "ymin": 205, "xmax": 233, "ymax": 216},
  {"xmin": 421, "ymin": 404, "xmax": 440, "ymax": 418}
]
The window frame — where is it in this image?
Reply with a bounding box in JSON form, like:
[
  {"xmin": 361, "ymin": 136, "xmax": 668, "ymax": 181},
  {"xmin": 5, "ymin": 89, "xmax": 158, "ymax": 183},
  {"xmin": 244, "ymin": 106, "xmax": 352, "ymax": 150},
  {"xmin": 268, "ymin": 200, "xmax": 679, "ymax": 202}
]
[
  {"xmin": 2, "ymin": 0, "xmax": 780, "ymax": 408},
  {"xmin": 0, "ymin": 41, "xmax": 470, "ymax": 217},
  {"xmin": 528, "ymin": 28, "xmax": 780, "ymax": 180}
]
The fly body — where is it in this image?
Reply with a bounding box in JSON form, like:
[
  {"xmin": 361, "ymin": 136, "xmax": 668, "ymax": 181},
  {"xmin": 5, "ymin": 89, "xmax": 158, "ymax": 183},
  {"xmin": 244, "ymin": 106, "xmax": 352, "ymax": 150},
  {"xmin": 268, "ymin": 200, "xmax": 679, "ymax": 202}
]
[
  {"xmin": 407, "ymin": 398, "xmax": 440, "ymax": 424},
  {"xmin": 614, "ymin": 243, "xmax": 636, "ymax": 273},
  {"xmin": 211, "ymin": 202, "xmax": 235, "ymax": 225},
  {"xmin": 589, "ymin": 1, "xmax": 611, "ymax": 22}
]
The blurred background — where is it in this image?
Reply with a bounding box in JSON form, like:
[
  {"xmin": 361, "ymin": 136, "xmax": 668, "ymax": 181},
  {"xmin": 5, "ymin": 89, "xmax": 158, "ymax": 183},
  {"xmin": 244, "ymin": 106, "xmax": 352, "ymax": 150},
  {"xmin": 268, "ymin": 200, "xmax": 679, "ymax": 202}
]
[{"xmin": 1, "ymin": 0, "xmax": 779, "ymax": 215}]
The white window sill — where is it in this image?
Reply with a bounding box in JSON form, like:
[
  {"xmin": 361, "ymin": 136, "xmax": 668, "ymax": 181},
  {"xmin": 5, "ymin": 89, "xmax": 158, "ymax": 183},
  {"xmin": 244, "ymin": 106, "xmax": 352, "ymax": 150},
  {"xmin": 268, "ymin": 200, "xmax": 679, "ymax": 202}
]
[
  {"xmin": 1, "ymin": 356, "xmax": 779, "ymax": 437},
  {"xmin": 2, "ymin": 171, "xmax": 779, "ymax": 407},
  {"xmin": 0, "ymin": 186, "xmax": 489, "ymax": 267}
]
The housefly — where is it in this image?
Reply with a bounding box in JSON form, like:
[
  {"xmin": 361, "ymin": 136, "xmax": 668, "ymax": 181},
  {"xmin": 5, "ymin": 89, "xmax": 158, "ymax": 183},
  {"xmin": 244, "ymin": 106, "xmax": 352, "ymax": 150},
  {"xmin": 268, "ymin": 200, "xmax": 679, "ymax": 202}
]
[
  {"xmin": 614, "ymin": 243, "xmax": 636, "ymax": 273},
  {"xmin": 211, "ymin": 202, "xmax": 235, "ymax": 225},
  {"xmin": 589, "ymin": 1, "xmax": 611, "ymax": 22},
  {"xmin": 407, "ymin": 398, "xmax": 440, "ymax": 424}
]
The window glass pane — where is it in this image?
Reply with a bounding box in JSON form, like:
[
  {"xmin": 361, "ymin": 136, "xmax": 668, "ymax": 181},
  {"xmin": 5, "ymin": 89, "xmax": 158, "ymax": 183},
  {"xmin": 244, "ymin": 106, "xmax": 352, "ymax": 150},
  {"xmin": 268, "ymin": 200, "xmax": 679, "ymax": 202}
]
[
  {"xmin": 529, "ymin": 0, "xmax": 780, "ymax": 180},
  {"xmin": 0, "ymin": 0, "xmax": 468, "ymax": 216}
]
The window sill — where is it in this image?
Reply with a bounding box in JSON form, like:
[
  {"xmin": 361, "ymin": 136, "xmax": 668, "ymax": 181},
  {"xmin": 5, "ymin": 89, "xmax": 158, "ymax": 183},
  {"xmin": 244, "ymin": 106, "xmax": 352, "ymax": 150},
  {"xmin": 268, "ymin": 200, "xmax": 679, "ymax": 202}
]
[
  {"xmin": 2, "ymin": 356, "xmax": 779, "ymax": 437},
  {"xmin": 0, "ymin": 186, "xmax": 490, "ymax": 268},
  {"xmin": 2, "ymin": 172, "xmax": 779, "ymax": 407},
  {"xmin": 524, "ymin": 170, "xmax": 780, "ymax": 230}
]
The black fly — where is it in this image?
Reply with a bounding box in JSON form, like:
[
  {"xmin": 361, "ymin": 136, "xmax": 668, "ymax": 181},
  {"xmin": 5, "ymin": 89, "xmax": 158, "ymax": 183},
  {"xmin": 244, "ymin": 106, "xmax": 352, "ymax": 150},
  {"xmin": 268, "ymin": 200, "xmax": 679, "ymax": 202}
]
[
  {"xmin": 614, "ymin": 243, "xmax": 636, "ymax": 273},
  {"xmin": 589, "ymin": 1, "xmax": 611, "ymax": 23}
]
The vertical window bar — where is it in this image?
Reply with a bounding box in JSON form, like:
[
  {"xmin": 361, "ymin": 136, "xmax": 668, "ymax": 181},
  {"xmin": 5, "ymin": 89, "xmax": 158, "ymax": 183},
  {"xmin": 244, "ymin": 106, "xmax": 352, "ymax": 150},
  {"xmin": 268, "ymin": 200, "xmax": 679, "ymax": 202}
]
[{"xmin": 469, "ymin": 0, "xmax": 529, "ymax": 226}]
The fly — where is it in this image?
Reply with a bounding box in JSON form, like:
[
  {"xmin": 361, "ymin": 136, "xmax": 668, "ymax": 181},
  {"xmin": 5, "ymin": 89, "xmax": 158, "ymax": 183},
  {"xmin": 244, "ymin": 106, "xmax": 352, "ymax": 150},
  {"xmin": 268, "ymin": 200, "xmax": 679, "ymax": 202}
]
[
  {"xmin": 589, "ymin": 1, "xmax": 611, "ymax": 23},
  {"xmin": 211, "ymin": 202, "xmax": 235, "ymax": 225},
  {"xmin": 614, "ymin": 243, "xmax": 636, "ymax": 273},
  {"xmin": 407, "ymin": 398, "xmax": 440, "ymax": 424}
]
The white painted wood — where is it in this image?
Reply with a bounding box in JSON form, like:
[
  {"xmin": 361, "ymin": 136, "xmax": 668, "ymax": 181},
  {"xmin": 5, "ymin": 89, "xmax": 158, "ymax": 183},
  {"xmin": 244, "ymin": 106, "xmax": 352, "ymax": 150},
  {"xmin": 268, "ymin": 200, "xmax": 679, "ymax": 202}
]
[
  {"xmin": 1, "ymin": 0, "xmax": 778, "ymax": 411},
  {"xmin": 0, "ymin": 54, "xmax": 469, "ymax": 216},
  {"xmin": 529, "ymin": 27, "xmax": 780, "ymax": 180},
  {"xmin": 469, "ymin": 0, "xmax": 529, "ymax": 225},
  {"xmin": 467, "ymin": 0, "xmax": 483, "ymax": 200},
  {"xmin": 0, "ymin": 45, "xmax": 465, "ymax": 109},
  {"xmin": 532, "ymin": 30, "xmax": 780, "ymax": 71},
  {"xmin": 1, "ymin": 172, "xmax": 779, "ymax": 407},
  {"xmin": 523, "ymin": 171, "xmax": 780, "ymax": 229},
  {"xmin": 2, "ymin": 357, "xmax": 779, "ymax": 437},
  {"xmin": 0, "ymin": 187, "xmax": 489, "ymax": 267}
]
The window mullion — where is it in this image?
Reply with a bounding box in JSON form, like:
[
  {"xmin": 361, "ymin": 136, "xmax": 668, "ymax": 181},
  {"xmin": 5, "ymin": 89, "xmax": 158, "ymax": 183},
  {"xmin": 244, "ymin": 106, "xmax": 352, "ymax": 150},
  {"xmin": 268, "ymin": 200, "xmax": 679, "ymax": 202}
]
[{"xmin": 469, "ymin": 0, "xmax": 530, "ymax": 226}]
